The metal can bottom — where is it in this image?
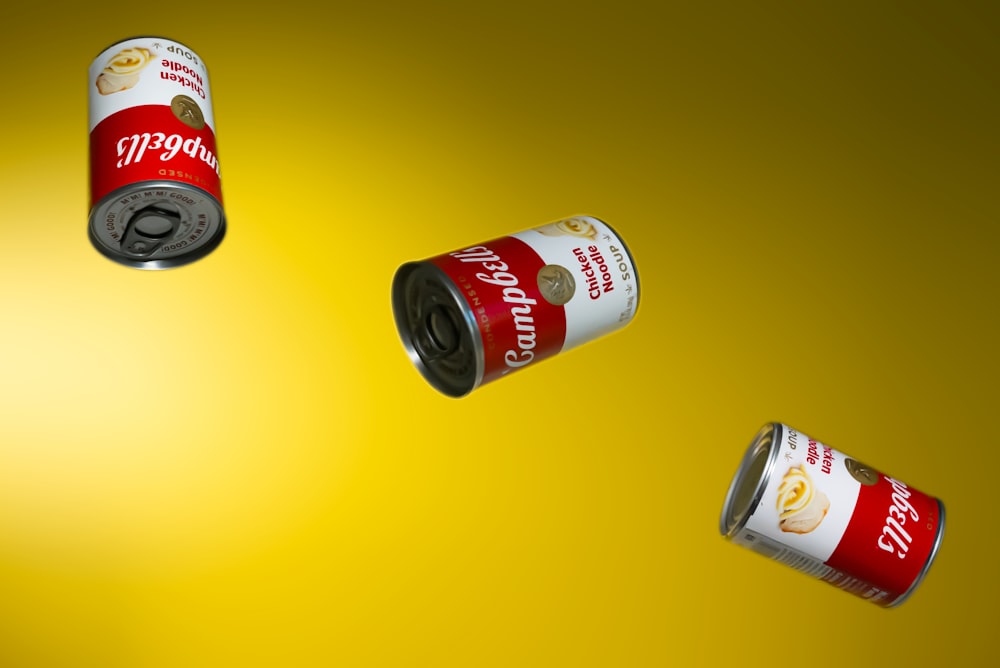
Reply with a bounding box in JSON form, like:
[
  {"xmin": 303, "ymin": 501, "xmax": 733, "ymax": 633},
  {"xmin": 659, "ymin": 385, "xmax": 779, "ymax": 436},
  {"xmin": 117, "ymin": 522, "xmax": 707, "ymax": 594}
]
[
  {"xmin": 88, "ymin": 180, "xmax": 226, "ymax": 270},
  {"xmin": 391, "ymin": 261, "xmax": 484, "ymax": 397}
]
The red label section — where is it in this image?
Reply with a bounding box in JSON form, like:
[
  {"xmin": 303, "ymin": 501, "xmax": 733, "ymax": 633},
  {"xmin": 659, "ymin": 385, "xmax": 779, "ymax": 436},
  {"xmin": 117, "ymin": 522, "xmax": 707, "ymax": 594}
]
[
  {"xmin": 89, "ymin": 104, "xmax": 221, "ymax": 206},
  {"xmin": 826, "ymin": 473, "xmax": 941, "ymax": 604},
  {"xmin": 430, "ymin": 236, "xmax": 567, "ymax": 386}
]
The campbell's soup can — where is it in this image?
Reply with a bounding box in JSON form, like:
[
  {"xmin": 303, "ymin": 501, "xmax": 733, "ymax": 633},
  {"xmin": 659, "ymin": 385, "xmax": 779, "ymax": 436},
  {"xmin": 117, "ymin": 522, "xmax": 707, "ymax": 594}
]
[
  {"xmin": 720, "ymin": 423, "xmax": 945, "ymax": 607},
  {"xmin": 391, "ymin": 216, "xmax": 640, "ymax": 397},
  {"xmin": 88, "ymin": 37, "xmax": 225, "ymax": 269}
]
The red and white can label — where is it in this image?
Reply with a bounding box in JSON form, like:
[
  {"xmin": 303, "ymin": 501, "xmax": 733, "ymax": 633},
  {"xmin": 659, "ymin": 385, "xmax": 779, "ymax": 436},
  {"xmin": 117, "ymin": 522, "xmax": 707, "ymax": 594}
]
[
  {"xmin": 430, "ymin": 216, "xmax": 639, "ymax": 386},
  {"xmin": 89, "ymin": 38, "xmax": 221, "ymax": 207},
  {"xmin": 733, "ymin": 425, "xmax": 943, "ymax": 606}
]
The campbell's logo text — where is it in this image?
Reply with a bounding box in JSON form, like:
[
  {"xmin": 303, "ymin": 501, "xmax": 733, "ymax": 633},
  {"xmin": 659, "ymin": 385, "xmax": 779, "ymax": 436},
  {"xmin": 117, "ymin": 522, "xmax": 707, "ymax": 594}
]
[
  {"xmin": 116, "ymin": 131, "xmax": 220, "ymax": 175},
  {"xmin": 451, "ymin": 245, "xmax": 540, "ymax": 371},
  {"xmin": 876, "ymin": 477, "xmax": 919, "ymax": 559}
]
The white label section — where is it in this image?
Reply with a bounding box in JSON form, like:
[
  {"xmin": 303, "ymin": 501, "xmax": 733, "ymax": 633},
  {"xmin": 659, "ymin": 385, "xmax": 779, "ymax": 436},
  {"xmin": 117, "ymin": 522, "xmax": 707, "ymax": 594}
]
[
  {"xmin": 513, "ymin": 216, "xmax": 639, "ymax": 352},
  {"xmin": 743, "ymin": 426, "xmax": 862, "ymax": 562},
  {"xmin": 89, "ymin": 38, "xmax": 214, "ymax": 131}
]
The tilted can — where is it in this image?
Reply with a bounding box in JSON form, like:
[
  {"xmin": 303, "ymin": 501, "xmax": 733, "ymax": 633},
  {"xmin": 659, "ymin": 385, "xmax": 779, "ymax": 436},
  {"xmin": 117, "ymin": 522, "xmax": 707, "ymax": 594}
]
[
  {"xmin": 392, "ymin": 216, "xmax": 640, "ymax": 397},
  {"xmin": 88, "ymin": 37, "xmax": 225, "ymax": 269},
  {"xmin": 720, "ymin": 422, "xmax": 945, "ymax": 607}
]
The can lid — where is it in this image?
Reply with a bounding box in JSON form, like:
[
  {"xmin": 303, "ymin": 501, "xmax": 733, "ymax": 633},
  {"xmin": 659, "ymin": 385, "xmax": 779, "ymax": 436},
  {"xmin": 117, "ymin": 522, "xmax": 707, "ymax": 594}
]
[
  {"xmin": 719, "ymin": 423, "xmax": 782, "ymax": 537},
  {"xmin": 89, "ymin": 181, "xmax": 225, "ymax": 270},
  {"xmin": 391, "ymin": 262, "xmax": 483, "ymax": 397}
]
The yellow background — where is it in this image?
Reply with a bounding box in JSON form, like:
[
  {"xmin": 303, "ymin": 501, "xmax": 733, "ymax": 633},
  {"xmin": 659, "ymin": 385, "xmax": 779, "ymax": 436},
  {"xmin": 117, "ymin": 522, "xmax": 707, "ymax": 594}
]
[{"xmin": 1, "ymin": 1, "xmax": 996, "ymax": 665}]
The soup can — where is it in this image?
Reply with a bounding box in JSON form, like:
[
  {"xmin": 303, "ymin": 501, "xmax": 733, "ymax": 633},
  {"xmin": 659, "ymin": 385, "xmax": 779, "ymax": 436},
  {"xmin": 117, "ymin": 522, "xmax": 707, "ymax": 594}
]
[
  {"xmin": 88, "ymin": 36, "xmax": 225, "ymax": 269},
  {"xmin": 391, "ymin": 215, "xmax": 640, "ymax": 397},
  {"xmin": 720, "ymin": 422, "xmax": 945, "ymax": 606}
]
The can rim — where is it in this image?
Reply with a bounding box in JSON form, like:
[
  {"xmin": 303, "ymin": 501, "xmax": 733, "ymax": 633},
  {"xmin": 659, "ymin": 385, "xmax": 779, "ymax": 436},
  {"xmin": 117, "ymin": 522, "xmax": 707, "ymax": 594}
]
[
  {"xmin": 719, "ymin": 422, "xmax": 782, "ymax": 537},
  {"xmin": 94, "ymin": 36, "xmax": 201, "ymax": 60},
  {"xmin": 887, "ymin": 497, "xmax": 946, "ymax": 607},
  {"xmin": 391, "ymin": 261, "xmax": 484, "ymax": 397}
]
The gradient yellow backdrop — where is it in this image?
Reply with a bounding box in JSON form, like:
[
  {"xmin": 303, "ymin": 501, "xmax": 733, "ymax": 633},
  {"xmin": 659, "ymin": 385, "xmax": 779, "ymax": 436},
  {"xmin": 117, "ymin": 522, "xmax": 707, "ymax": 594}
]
[{"xmin": 2, "ymin": 1, "xmax": 997, "ymax": 666}]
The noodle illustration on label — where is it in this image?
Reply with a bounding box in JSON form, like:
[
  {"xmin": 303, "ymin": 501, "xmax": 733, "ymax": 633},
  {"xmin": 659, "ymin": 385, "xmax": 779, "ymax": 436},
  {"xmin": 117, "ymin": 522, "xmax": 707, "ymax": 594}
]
[
  {"xmin": 776, "ymin": 465, "xmax": 830, "ymax": 534},
  {"xmin": 536, "ymin": 216, "xmax": 600, "ymax": 240},
  {"xmin": 96, "ymin": 47, "xmax": 156, "ymax": 95}
]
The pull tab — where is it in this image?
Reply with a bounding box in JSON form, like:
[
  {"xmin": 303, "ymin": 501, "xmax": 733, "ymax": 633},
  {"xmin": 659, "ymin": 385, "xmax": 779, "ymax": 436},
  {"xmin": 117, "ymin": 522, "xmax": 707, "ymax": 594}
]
[
  {"xmin": 121, "ymin": 205, "xmax": 181, "ymax": 257},
  {"xmin": 414, "ymin": 303, "xmax": 462, "ymax": 361}
]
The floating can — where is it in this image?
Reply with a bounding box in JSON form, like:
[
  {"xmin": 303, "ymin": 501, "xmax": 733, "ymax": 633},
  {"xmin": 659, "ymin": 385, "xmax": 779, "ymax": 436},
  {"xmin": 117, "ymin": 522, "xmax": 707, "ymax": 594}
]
[
  {"xmin": 392, "ymin": 216, "xmax": 640, "ymax": 397},
  {"xmin": 88, "ymin": 37, "xmax": 225, "ymax": 269},
  {"xmin": 720, "ymin": 422, "xmax": 945, "ymax": 607}
]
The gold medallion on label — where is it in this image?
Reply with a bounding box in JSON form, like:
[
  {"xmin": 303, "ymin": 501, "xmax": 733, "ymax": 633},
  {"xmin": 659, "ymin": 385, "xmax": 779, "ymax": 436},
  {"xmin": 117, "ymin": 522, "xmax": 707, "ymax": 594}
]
[
  {"xmin": 845, "ymin": 458, "xmax": 879, "ymax": 486},
  {"xmin": 537, "ymin": 264, "xmax": 576, "ymax": 306},
  {"xmin": 171, "ymin": 95, "xmax": 205, "ymax": 130}
]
